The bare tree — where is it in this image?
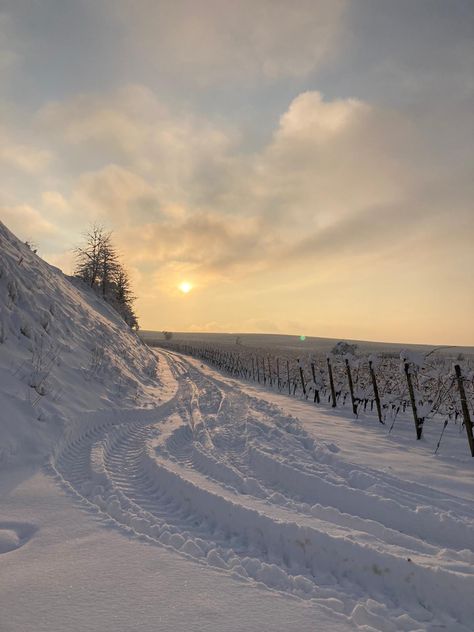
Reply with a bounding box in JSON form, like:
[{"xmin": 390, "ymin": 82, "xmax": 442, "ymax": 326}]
[
  {"xmin": 75, "ymin": 224, "xmax": 139, "ymax": 329},
  {"xmin": 74, "ymin": 224, "xmax": 106, "ymax": 288},
  {"xmin": 99, "ymin": 231, "xmax": 120, "ymax": 297},
  {"xmin": 331, "ymin": 341, "xmax": 358, "ymax": 356}
]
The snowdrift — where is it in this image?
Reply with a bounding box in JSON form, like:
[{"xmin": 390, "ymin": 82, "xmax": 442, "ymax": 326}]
[{"xmin": 0, "ymin": 220, "xmax": 159, "ymax": 466}]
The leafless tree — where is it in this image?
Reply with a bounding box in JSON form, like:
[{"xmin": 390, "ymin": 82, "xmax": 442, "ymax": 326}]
[{"xmin": 74, "ymin": 224, "xmax": 139, "ymax": 329}]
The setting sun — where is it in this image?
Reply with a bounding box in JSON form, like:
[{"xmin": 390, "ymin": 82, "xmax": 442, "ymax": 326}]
[{"xmin": 178, "ymin": 281, "xmax": 192, "ymax": 294}]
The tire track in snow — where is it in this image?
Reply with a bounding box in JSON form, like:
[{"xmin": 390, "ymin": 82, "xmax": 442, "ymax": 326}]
[{"xmin": 49, "ymin": 351, "xmax": 474, "ymax": 632}]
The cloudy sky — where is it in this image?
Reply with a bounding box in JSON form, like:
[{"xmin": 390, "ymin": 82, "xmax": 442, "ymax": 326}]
[{"xmin": 1, "ymin": 0, "xmax": 473, "ymax": 344}]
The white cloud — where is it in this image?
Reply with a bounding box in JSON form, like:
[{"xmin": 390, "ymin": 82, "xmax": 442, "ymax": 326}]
[
  {"xmin": 0, "ymin": 204, "xmax": 58, "ymax": 240},
  {"xmin": 38, "ymin": 85, "xmax": 240, "ymax": 208},
  {"xmin": 1, "ymin": 82, "xmax": 473, "ymax": 342},
  {"xmin": 41, "ymin": 191, "xmax": 69, "ymax": 215},
  {"xmin": 0, "ymin": 128, "xmax": 52, "ymax": 174},
  {"xmin": 277, "ymin": 91, "xmax": 369, "ymax": 140},
  {"xmin": 73, "ymin": 164, "xmax": 160, "ymax": 225},
  {"xmin": 27, "ymin": 87, "xmax": 472, "ymax": 297}
]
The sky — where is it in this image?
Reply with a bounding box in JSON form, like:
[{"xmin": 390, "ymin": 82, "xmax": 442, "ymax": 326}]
[{"xmin": 1, "ymin": 0, "xmax": 473, "ymax": 345}]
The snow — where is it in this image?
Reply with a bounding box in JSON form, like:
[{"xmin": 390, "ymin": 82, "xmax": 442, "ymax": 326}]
[
  {"xmin": 1, "ymin": 220, "xmax": 474, "ymax": 631},
  {"xmin": 0, "ymin": 220, "xmax": 160, "ymax": 466}
]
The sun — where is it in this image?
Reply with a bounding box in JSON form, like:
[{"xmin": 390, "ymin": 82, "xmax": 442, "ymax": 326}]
[{"xmin": 178, "ymin": 281, "xmax": 193, "ymax": 294}]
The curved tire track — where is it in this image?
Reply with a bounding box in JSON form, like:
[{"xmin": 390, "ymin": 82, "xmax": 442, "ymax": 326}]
[{"xmin": 49, "ymin": 351, "xmax": 474, "ymax": 631}]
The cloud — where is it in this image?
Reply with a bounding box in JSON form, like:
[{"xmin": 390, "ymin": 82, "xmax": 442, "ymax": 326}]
[
  {"xmin": 38, "ymin": 88, "xmax": 154, "ymax": 166},
  {"xmin": 0, "ymin": 0, "xmax": 472, "ymax": 342},
  {"xmin": 116, "ymin": 209, "xmax": 272, "ymax": 290},
  {"xmin": 38, "ymin": 87, "xmax": 423, "ymax": 253},
  {"xmin": 109, "ymin": 0, "xmax": 347, "ymax": 84},
  {"xmin": 38, "ymin": 85, "xmax": 240, "ymax": 208},
  {"xmin": 277, "ymin": 91, "xmax": 369, "ymax": 139},
  {"xmin": 73, "ymin": 164, "xmax": 160, "ymax": 225},
  {"xmin": 41, "ymin": 191, "xmax": 70, "ymax": 215},
  {"xmin": 0, "ymin": 204, "xmax": 58, "ymax": 240},
  {"xmin": 2, "ymin": 79, "xmax": 472, "ymax": 341},
  {"xmin": 253, "ymin": 91, "xmax": 422, "ymax": 230},
  {"xmin": 0, "ymin": 128, "xmax": 52, "ymax": 174},
  {"xmin": 0, "ymin": 12, "xmax": 19, "ymax": 80},
  {"xmin": 30, "ymin": 87, "xmax": 473, "ymax": 301},
  {"xmin": 43, "ymin": 249, "xmax": 76, "ymax": 275}
]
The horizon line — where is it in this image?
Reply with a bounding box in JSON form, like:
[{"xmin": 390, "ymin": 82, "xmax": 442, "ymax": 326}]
[{"xmin": 140, "ymin": 330, "xmax": 474, "ymax": 350}]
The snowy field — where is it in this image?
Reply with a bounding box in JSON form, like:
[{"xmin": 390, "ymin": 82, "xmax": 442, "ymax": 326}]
[
  {"xmin": 140, "ymin": 330, "xmax": 474, "ymax": 359},
  {"xmin": 1, "ymin": 220, "xmax": 474, "ymax": 631}
]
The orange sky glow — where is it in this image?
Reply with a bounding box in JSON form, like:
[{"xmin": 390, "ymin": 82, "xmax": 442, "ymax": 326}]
[{"xmin": 1, "ymin": 1, "xmax": 473, "ymax": 345}]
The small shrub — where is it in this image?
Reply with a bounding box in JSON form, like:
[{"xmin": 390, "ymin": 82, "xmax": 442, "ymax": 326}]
[
  {"xmin": 28, "ymin": 337, "xmax": 60, "ymax": 397},
  {"xmin": 86, "ymin": 344, "xmax": 107, "ymax": 379},
  {"xmin": 331, "ymin": 341, "xmax": 358, "ymax": 356},
  {"xmin": 7, "ymin": 279, "xmax": 18, "ymax": 305},
  {"xmin": 145, "ymin": 357, "xmax": 158, "ymax": 378},
  {"xmin": 39, "ymin": 310, "xmax": 51, "ymax": 333}
]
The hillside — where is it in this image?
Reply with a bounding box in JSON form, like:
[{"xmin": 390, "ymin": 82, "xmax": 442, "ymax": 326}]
[
  {"xmin": 0, "ymin": 220, "xmax": 160, "ymax": 466},
  {"xmin": 141, "ymin": 330, "xmax": 474, "ymax": 358}
]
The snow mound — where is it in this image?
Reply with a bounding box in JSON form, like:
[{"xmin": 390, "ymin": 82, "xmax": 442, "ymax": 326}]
[
  {"xmin": 0, "ymin": 530, "xmax": 20, "ymax": 554},
  {"xmin": 0, "ymin": 220, "xmax": 160, "ymax": 467},
  {"xmin": 0, "ymin": 521, "xmax": 37, "ymax": 554}
]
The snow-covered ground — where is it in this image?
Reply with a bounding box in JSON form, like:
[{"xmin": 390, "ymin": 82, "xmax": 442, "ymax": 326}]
[
  {"xmin": 1, "ymin": 220, "xmax": 473, "ymax": 631},
  {"xmin": 0, "ymin": 220, "xmax": 160, "ymax": 467}
]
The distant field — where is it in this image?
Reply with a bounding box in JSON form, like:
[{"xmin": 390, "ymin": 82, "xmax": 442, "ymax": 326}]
[{"xmin": 140, "ymin": 330, "xmax": 473, "ymax": 359}]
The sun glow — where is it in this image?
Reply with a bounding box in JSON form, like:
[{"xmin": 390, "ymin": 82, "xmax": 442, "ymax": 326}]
[{"xmin": 178, "ymin": 281, "xmax": 193, "ymax": 294}]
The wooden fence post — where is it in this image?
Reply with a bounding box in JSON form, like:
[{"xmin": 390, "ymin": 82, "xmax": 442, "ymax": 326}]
[
  {"xmin": 454, "ymin": 364, "xmax": 474, "ymax": 457},
  {"xmin": 298, "ymin": 360, "xmax": 307, "ymax": 399},
  {"xmin": 345, "ymin": 358, "xmax": 358, "ymax": 415},
  {"xmin": 310, "ymin": 362, "xmax": 320, "ymax": 403},
  {"xmin": 327, "ymin": 357, "xmax": 337, "ymax": 408},
  {"xmin": 369, "ymin": 359, "xmax": 384, "ymax": 424},
  {"xmin": 404, "ymin": 361, "xmax": 422, "ymax": 439}
]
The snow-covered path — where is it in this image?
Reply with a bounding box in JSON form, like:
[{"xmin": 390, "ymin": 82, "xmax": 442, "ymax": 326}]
[
  {"xmin": 2, "ymin": 468, "xmax": 352, "ymax": 632},
  {"xmin": 33, "ymin": 350, "xmax": 473, "ymax": 631}
]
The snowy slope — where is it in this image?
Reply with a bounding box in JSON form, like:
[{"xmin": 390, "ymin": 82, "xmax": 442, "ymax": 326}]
[{"xmin": 0, "ymin": 220, "xmax": 160, "ymax": 466}]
